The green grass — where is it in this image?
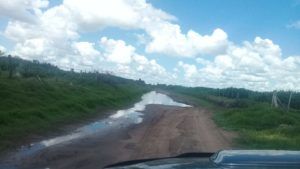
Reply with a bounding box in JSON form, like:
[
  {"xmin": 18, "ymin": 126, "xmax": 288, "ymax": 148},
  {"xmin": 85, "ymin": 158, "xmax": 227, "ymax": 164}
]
[
  {"xmin": 167, "ymin": 90, "xmax": 300, "ymax": 150},
  {"xmin": 214, "ymin": 103, "xmax": 300, "ymax": 150},
  {"xmin": 0, "ymin": 75, "xmax": 147, "ymax": 152}
]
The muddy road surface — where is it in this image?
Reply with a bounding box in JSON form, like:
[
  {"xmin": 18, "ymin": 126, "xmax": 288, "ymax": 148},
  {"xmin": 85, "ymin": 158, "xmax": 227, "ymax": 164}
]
[{"xmin": 0, "ymin": 92, "xmax": 235, "ymax": 169}]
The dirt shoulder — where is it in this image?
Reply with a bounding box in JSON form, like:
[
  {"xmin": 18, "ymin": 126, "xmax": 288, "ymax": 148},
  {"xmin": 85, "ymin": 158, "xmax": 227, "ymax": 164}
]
[{"xmin": 1, "ymin": 104, "xmax": 235, "ymax": 169}]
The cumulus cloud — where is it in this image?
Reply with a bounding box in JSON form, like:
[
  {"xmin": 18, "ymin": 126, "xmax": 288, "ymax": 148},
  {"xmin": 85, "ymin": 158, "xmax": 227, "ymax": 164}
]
[
  {"xmin": 1, "ymin": 0, "xmax": 300, "ymax": 91},
  {"xmin": 2, "ymin": 0, "xmax": 174, "ymax": 65},
  {"xmin": 145, "ymin": 26, "xmax": 228, "ymax": 57},
  {"xmin": 99, "ymin": 37, "xmax": 173, "ymax": 84},
  {"xmin": 196, "ymin": 57, "xmax": 211, "ymax": 65},
  {"xmin": 4, "ymin": 4, "xmax": 78, "ymax": 42},
  {"xmin": 0, "ymin": 0, "xmax": 49, "ymax": 22},
  {"xmin": 62, "ymin": 0, "xmax": 176, "ymax": 31},
  {"xmin": 72, "ymin": 41, "xmax": 102, "ymax": 67},
  {"xmin": 0, "ymin": 45, "xmax": 6, "ymax": 53},
  {"xmin": 73, "ymin": 42, "xmax": 100, "ymax": 57},
  {"xmin": 3, "ymin": 0, "xmax": 228, "ymax": 59},
  {"xmin": 100, "ymin": 37, "xmax": 134, "ymax": 64},
  {"xmin": 177, "ymin": 37, "xmax": 300, "ymax": 91},
  {"xmin": 1, "ymin": 0, "xmax": 175, "ymax": 84},
  {"xmin": 5, "ymin": 3, "xmax": 80, "ymax": 67},
  {"xmin": 178, "ymin": 61, "xmax": 197, "ymax": 78}
]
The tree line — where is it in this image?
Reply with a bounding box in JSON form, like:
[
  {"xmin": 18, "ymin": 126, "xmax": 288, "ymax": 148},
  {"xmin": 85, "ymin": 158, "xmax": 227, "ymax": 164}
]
[
  {"xmin": 0, "ymin": 53, "xmax": 145, "ymax": 87},
  {"xmin": 1, "ymin": 50, "xmax": 298, "ymax": 110},
  {"xmin": 157, "ymin": 84, "xmax": 300, "ymax": 110}
]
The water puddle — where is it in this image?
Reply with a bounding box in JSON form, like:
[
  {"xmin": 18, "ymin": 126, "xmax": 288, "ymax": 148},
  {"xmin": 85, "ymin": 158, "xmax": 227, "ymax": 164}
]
[{"xmin": 15, "ymin": 91, "xmax": 191, "ymax": 157}]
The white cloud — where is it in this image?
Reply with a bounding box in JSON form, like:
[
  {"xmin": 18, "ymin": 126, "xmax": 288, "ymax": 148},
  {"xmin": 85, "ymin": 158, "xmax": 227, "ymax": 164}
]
[
  {"xmin": 2, "ymin": 0, "xmax": 175, "ymax": 84},
  {"xmin": 132, "ymin": 54, "xmax": 148, "ymax": 65},
  {"xmin": 73, "ymin": 42, "xmax": 100, "ymax": 57},
  {"xmin": 214, "ymin": 55, "xmax": 234, "ymax": 69},
  {"xmin": 287, "ymin": 20, "xmax": 300, "ymax": 29},
  {"xmin": 63, "ymin": 0, "xmax": 138, "ymax": 31},
  {"xmin": 2, "ymin": 0, "xmax": 174, "ymax": 66},
  {"xmin": 196, "ymin": 57, "xmax": 211, "ymax": 65},
  {"xmin": 13, "ymin": 38, "xmax": 102, "ymax": 70},
  {"xmin": 72, "ymin": 41, "xmax": 102, "ymax": 67},
  {"xmin": 100, "ymin": 37, "xmax": 134, "ymax": 64},
  {"xmin": 145, "ymin": 24, "xmax": 228, "ymax": 57},
  {"xmin": 3, "ymin": 0, "xmax": 228, "ymax": 61},
  {"xmin": 14, "ymin": 38, "xmax": 50, "ymax": 59},
  {"xmin": 99, "ymin": 37, "xmax": 173, "ymax": 84},
  {"xmin": 176, "ymin": 37, "xmax": 300, "ymax": 91},
  {"xmin": 0, "ymin": 45, "xmax": 6, "ymax": 53},
  {"xmin": 0, "ymin": 0, "xmax": 49, "ymax": 22},
  {"xmin": 4, "ymin": 3, "xmax": 80, "ymax": 67},
  {"xmin": 178, "ymin": 61, "xmax": 198, "ymax": 78},
  {"xmin": 62, "ymin": 0, "xmax": 176, "ymax": 31},
  {"xmin": 1, "ymin": 0, "xmax": 300, "ymax": 91},
  {"xmin": 4, "ymin": 5, "xmax": 78, "ymax": 42},
  {"xmin": 3, "ymin": 0, "xmax": 228, "ymax": 59}
]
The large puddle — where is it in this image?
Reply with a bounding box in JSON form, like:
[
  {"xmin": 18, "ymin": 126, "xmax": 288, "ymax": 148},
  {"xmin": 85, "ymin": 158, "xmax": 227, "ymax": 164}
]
[{"xmin": 15, "ymin": 91, "xmax": 191, "ymax": 157}]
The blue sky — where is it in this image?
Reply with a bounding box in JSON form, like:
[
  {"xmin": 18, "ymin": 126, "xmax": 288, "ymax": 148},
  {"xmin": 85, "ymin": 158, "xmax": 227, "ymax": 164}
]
[
  {"xmin": 0, "ymin": 0, "xmax": 300, "ymax": 91},
  {"xmin": 151, "ymin": 0, "xmax": 300, "ymax": 55},
  {"xmin": 77, "ymin": 0, "xmax": 300, "ymax": 69}
]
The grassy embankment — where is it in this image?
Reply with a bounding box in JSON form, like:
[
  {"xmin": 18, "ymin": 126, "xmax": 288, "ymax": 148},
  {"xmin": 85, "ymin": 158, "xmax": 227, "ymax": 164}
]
[
  {"xmin": 0, "ymin": 71, "xmax": 147, "ymax": 152},
  {"xmin": 165, "ymin": 87, "xmax": 300, "ymax": 150}
]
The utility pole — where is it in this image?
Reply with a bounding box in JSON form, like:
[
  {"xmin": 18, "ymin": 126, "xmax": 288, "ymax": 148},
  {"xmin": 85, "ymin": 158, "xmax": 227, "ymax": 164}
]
[
  {"xmin": 272, "ymin": 91, "xmax": 278, "ymax": 108},
  {"xmin": 287, "ymin": 91, "xmax": 293, "ymax": 112}
]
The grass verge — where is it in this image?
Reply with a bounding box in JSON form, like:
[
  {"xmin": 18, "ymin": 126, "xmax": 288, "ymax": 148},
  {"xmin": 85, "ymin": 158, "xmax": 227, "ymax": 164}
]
[
  {"xmin": 0, "ymin": 76, "xmax": 147, "ymax": 152},
  {"xmin": 214, "ymin": 103, "xmax": 300, "ymax": 150},
  {"xmin": 168, "ymin": 91, "xmax": 300, "ymax": 150}
]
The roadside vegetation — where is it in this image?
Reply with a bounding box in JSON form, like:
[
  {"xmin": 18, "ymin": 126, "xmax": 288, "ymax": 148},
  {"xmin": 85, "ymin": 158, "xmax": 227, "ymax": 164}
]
[
  {"xmin": 1, "ymin": 51, "xmax": 299, "ymax": 152},
  {"xmin": 159, "ymin": 85, "xmax": 300, "ymax": 150},
  {"xmin": 0, "ymin": 55, "xmax": 148, "ymax": 152}
]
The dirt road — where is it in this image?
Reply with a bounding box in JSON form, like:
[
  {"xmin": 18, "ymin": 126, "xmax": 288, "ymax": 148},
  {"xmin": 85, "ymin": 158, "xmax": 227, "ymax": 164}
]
[{"xmin": 1, "ymin": 104, "xmax": 235, "ymax": 169}]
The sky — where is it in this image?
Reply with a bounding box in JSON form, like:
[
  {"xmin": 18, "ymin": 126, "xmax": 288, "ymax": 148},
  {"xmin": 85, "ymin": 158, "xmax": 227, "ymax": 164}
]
[{"xmin": 0, "ymin": 0, "xmax": 300, "ymax": 91}]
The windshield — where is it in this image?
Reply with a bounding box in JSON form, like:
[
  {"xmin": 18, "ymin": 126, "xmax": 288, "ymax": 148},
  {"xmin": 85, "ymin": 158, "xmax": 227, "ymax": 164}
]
[{"xmin": 0, "ymin": 0, "xmax": 299, "ymax": 169}]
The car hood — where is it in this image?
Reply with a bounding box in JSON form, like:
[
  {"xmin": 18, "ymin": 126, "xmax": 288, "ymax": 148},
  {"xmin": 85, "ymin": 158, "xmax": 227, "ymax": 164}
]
[{"xmin": 105, "ymin": 150, "xmax": 300, "ymax": 169}]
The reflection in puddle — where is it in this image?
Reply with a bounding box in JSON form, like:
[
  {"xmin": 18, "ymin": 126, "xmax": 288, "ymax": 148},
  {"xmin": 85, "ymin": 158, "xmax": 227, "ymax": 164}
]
[
  {"xmin": 17, "ymin": 91, "xmax": 191, "ymax": 157},
  {"xmin": 111, "ymin": 91, "xmax": 190, "ymax": 118}
]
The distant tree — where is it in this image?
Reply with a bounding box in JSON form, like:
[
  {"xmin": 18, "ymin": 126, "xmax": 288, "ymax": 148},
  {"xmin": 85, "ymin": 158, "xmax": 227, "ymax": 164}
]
[
  {"xmin": 8, "ymin": 55, "xmax": 13, "ymax": 78},
  {"xmin": 7, "ymin": 55, "xmax": 19, "ymax": 79},
  {"xmin": 0, "ymin": 50, "xmax": 4, "ymax": 75}
]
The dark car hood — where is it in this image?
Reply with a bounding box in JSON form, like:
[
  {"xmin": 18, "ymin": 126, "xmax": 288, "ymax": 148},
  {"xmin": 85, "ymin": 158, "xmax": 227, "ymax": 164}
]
[{"xmin": 105, "ymin": 150, "xmax": 300, "ymax": 169}]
